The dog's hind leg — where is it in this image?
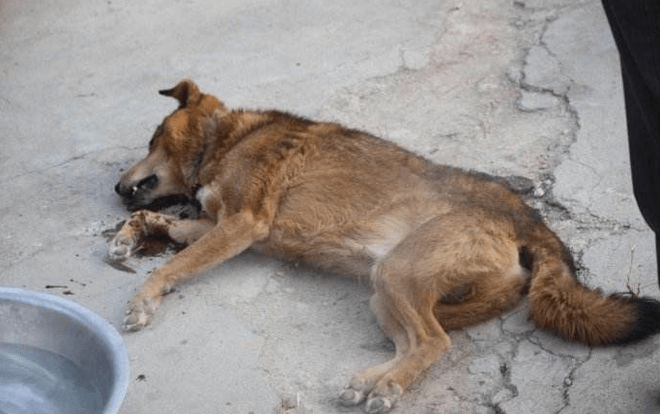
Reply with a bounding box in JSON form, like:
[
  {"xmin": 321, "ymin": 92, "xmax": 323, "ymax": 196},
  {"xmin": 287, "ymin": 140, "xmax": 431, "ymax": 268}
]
[
  {"xmin": 363, "ymin": 276, "xmax": 451, "ymax": 413},
  {"xmin": 433, "ymin": 268, "xmax": 528, "ymax": 331},
  {"xmin": 109, "ymin": 210, "xmax": 215, "ymax": 261},
  {"xmin": 342, "ymin": 213, "xmax": 522, "ymax": 413},
  {"xmin": 340, "ymin": 224, "xmax": 453, "ymax": 413},
  {"xmin": 340, "ymin": 293, "xmax": 410, "ymax": 408}
]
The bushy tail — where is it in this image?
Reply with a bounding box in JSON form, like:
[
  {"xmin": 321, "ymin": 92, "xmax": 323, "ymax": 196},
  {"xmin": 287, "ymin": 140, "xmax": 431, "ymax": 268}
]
[{"xmin": 527, "ymin": 228, "xmax": 660, "ymax": 346}]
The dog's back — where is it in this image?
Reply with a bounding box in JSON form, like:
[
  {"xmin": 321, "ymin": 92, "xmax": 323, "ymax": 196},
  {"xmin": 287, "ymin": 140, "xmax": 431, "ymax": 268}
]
[{"xmin": 201, "ymin": 107, "xmax": 660, "ymax": 345}]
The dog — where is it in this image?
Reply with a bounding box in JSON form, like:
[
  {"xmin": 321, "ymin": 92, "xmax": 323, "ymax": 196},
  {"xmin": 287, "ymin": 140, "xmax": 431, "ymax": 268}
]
[{"xmin": 110, "ymin": 79, "xmax": 660, "ymax": 413}]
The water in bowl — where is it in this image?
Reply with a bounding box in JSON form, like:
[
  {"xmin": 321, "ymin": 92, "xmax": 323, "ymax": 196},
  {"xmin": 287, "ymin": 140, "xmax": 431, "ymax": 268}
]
[{"xmin": 0, "ymin": 342, "xmax": 104, "ymax": 414}]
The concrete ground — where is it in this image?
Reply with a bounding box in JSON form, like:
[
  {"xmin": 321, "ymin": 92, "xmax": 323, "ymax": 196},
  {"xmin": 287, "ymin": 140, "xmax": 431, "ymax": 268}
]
[{"xmin": 2, "ymin": 0, "xmax": 660, "ymax": 413}]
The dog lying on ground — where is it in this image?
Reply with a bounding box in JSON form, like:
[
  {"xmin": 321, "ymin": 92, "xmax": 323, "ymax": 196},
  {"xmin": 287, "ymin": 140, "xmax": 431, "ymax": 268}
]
[{"xmin": 110, "ymin": 79, "xmax": 660, "ymax": 413}]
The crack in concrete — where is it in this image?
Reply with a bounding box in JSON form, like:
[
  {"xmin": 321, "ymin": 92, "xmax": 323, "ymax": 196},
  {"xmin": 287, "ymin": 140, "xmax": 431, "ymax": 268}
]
[
  {"xmin": 494, "ymin": 334, "xmax": 593, "ymax": 414},
  {"xmin": 494, "ymin": 357, "xmax": 520, "ymax": 410},
  {"xmin": 555, "ymin": 349, "xmax": 594, "ymax": 413},
  {"xmin": 512, "ymin": 9, "xmax": 582, "ymax": 190}
]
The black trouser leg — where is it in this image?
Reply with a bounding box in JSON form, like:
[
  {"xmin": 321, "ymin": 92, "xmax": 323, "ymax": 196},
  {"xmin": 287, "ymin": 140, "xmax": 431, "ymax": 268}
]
[{"xmin": 601, "ymin": 0, "xmax": 660, "ymax": 285}]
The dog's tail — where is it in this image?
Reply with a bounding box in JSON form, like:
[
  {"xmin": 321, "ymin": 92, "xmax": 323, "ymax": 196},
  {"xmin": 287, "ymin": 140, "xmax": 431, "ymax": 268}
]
[{"xmin": 526, "ymin": 225, "xmax": 660, "ymax": 346}]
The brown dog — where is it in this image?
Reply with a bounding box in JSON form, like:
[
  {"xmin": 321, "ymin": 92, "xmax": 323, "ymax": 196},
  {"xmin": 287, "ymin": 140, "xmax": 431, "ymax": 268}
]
[{"xmin": 110, "ymin": 80, "xmax": 660, "ymax": 413}]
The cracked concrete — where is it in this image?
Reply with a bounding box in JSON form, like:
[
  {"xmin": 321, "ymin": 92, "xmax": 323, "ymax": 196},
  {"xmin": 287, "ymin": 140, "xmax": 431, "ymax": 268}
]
[{"xmin": 2, "ymin": 0, "xmax": 660, "ymax": 413}]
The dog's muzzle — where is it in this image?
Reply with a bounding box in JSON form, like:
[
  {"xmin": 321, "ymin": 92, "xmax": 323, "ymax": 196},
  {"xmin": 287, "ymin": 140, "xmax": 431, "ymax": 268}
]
[{"xmin": 115, "ymin": 174, "xmax": 159, "ymax": 199}]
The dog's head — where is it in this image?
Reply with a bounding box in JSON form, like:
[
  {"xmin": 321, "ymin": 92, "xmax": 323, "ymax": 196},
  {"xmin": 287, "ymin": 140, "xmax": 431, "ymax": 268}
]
[{"xmin": 115, "ymin": 80, "xmax": 226, "ymax": 210}]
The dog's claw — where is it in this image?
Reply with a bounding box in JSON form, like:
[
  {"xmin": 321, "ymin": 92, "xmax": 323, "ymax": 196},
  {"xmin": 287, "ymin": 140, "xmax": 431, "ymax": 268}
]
[
  {"xmin": 339, "ymin": 388, "xmax": 365, "ymax": 407},
  {"xmin": 109, "ymin": 245, "xmax": 129, "ymax": 261},
  {"xmin": 123, "ymin": 300, "xmax": 155, "ymax": 332},
  {"xmin": 365, "ymin": 383, "xmax": 401, "ymax": 414},
  {"xmin": 109, "ymin": 235, "xmax": 135, "ymax": 262},
  {"xmin": 123, "ymin": 313, "xmax": 149, "ymax": 332},
  {"xmin": 365, "ymin": 396, "xmax": 394, "ymax": 414}
]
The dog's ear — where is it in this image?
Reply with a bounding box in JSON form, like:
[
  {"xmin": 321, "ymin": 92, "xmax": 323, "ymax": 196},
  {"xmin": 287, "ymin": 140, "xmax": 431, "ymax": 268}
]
[{"xmin": 159, "ymin": 79, "xmax": 202, "ymax": 109}]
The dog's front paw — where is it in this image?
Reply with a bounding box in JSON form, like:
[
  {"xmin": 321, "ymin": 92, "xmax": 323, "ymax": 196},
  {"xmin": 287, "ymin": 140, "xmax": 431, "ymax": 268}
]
[
  {"xmin": 123, "ymin": 298, "xmax": 157, "ymax": 332},
  {"xmin": 109, "ymin": 234, "xmax": 137, "ymax": 262}
]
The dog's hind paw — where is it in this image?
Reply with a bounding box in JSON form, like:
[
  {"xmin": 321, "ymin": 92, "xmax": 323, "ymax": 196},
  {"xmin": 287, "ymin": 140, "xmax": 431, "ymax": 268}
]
[
  {"xmin": 365, "ymin": 396, "xmax": 395, "ymax": 414},
  {"xmin": 365, "ymin": 383, "xmax": 401, "ymax": 414},
  {"xmin": 338, "ymin": 388, "xmax": 366, "ymax": 407}
]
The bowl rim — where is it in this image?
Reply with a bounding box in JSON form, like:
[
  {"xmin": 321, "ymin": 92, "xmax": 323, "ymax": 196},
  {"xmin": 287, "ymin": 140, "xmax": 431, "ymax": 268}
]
[{"xmin": 0, "ymin": 287, "xmax": 129, "ymax": 414}]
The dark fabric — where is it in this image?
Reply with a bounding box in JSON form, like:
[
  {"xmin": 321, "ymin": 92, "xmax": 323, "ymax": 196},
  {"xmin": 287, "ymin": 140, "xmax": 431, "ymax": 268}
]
[{"xmin": 602, "ymin": 0, "xmax": 660, "ymax": 284}]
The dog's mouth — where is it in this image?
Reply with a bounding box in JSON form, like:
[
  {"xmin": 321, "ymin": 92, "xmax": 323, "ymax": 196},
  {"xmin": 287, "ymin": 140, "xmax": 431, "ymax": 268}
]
[
  {"xmin": 129, "ymin": 194, "xmax": 198, "ymax": 212},
  {"xmin": 115, "ymin": 174, "xmax": 201, "ymax": 217},
  {"xmin": 116, "ymin": 190, "xmax": 199, "ymax": 218}
]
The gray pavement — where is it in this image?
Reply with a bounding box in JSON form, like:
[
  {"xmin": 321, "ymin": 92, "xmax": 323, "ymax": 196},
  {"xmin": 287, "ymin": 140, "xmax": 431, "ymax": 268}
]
[{"xmin": 2, "ymin": 0, "xmax": 659, "ymax": 413}]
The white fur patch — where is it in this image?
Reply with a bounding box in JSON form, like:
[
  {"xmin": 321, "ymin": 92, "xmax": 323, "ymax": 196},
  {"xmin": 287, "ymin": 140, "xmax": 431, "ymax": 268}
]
[
  {"xmin": 196, "ymin": 186, "xmax": 213, "ymax": 212},
  {"xmin": 363, "ymin": 217, "xmax": 411, "ymax": 260}
]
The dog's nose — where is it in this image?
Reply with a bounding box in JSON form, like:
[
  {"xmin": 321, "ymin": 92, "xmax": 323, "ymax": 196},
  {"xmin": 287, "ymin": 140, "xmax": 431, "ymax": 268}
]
[
  {"xmin": 115, "ymin": 175, "xmax": 159, "ymax": 198},
  {"xmin": 115, "ymin": 181, "xmax": 130, "ymax": 197}
]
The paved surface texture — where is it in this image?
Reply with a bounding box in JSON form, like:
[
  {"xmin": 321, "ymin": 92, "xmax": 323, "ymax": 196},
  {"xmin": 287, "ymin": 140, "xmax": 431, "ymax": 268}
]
[{"xmin": 2, "ymin": 0, "xmax": 660, "ymax": 413}]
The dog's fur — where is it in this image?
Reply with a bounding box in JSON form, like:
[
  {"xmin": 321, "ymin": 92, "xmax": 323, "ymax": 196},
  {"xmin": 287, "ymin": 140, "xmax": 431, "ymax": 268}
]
[{"xmin": 110, "ymin": 80, "xmax": 660, "ymax": 413}]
